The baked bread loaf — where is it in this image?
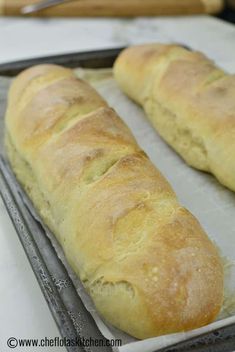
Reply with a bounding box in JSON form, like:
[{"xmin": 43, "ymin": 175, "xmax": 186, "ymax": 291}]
[
  {"xmin": 114, "ymin": 44, "xmax": 235, "ymax": 192},
  {"xmin": 5, "ymin": 64, "xmax": 223, "ymax": 339}
]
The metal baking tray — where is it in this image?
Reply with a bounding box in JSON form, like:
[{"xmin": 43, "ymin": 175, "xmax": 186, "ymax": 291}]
[{"xmin": 0, "ymin": 48, "xmax": 235, "ymax": 352}]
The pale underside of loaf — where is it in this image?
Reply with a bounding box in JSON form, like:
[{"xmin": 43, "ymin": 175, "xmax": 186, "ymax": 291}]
[
  {"xmin": 5, "ymin": 64, "xmax": 223, "ymax": 339},
  {"xmin": 114, "ymin": 44, "xmax": 235, "ymax": 192}
]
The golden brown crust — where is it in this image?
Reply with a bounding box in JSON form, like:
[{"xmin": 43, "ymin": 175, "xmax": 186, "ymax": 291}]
[
  {"xmin": 5, "ymin": 64, "xmax": 223, "ymax": 339},
  {"xmin": 114, "ymin": 44, "xmax": 235, "ymax": 192}
]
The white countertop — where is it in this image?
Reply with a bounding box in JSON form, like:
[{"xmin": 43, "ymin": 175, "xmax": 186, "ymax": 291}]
[{"xmin": 0, "ymin": 15, "xmax": 235, "ymax": 352}]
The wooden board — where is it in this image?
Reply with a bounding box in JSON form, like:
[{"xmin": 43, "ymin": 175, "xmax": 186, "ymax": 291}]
[{"xmin": 0, "ymin": 0, "xmax": 224, "ymax": 17}]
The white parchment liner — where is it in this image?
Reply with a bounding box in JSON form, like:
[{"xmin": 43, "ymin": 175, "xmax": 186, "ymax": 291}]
[{"xmin": 73, "ymin": 68, "xmax": 235, "ymax": 351}]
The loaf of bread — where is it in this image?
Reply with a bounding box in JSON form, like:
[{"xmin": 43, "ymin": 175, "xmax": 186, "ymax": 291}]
[
  {"xmin": 114, "ymin": 44, "xmax": 235, "ymax": 192},
  {"xmin": 5, "ymin": 64, "xmax": 223, "ymax": 339}
]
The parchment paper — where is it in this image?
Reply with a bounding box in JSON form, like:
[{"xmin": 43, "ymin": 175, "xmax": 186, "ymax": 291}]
[
  {"xmin": 74, "ymin": 68, "xmax": 235, "ymax": 351},
  {"xmin": 1, "ymin": 67, "xmax": 235, "ymax": 352}
]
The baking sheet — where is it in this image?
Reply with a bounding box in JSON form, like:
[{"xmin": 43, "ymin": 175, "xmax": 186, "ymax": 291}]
[{"xmin": 1, "ymin": 66, "xmax": 235, "ymax": 352}]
